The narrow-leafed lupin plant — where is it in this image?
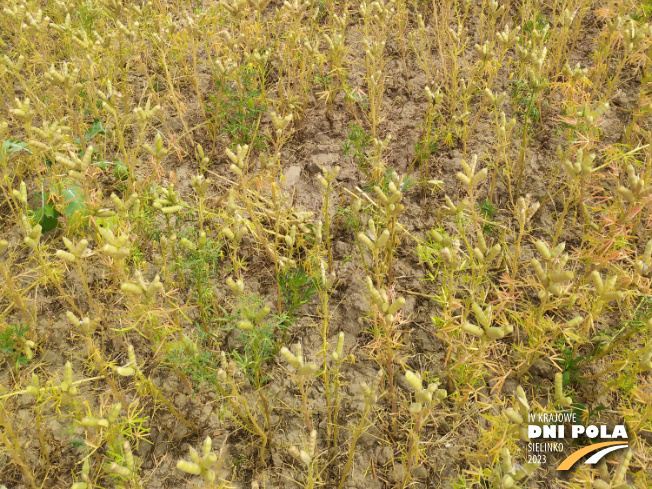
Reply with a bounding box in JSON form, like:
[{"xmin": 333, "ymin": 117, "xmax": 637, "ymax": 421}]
[
  {"xmin": 403, "ymin": 370, "xmax": 447, "ymax": 486},
  {"xmin": 177, "ymin": 436, "xmax": 228, "ymax": 489},
  {"xmin": 487, "ymin": 447, "xmax": 540, "ymax": 489},
  {"xmin": 591, "ymin": 450, "xmax": 634, "ymax": 489},
  {"xmin": 505, "ymin": 385, "xmax": 532, "ymax": 442},
  {"xmin": 462, "ymin": 300, "xmax": 513, "ymax": 340},
  {"xmin": 281, "ymin": 343, "xmax": 318, "ymax": 431},
  {"xmin": 288, "ymin": 429, "xmax": 322, "ymax": 489},
  {"xmin": 106, "ymin": 440, "xmax": 141, "ymax": 488},
  {"xmin": 554, "ymin": 372, "xmax": 573, "ymax": 407}
]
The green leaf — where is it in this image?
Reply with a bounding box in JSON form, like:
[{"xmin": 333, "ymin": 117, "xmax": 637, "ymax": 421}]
[
  {"xmin": 85, "ymin": 118, "xmax": 106, "ymax": 142},
  {"xmin": 2, "ymin": 139, "xmax": 32, "ymax": 158},
  {"xmin": 113, "ymin": 160, "xmax": 130, "ymax": 181},
  {"xmin": 60, "ymin": 181, "xmax": 87, "ymax": 226},
  {"xmin": 31, "ymin": 203, "xmax": 60, "ymax": 232}
]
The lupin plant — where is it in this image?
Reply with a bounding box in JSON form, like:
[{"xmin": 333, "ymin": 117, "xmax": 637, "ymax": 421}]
[
  {"xmin": 176, "ymin": 436, "xmax": 228, "ymax": 489},
  {"xmin": 288, "ymin": 429, "xmax": 322, "ymax": 489},
  {"xmin": 402, "ymin": 370, "xmax": 447, "ymax": 486},
  {"xmin": 280, "ymin": 343, "xmax": 318, "ymax": 431}
]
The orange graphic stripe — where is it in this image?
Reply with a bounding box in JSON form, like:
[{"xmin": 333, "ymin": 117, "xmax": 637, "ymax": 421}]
[{"xmin": 556, "ymin": 441, "xmax": 628, "ymax": 471}]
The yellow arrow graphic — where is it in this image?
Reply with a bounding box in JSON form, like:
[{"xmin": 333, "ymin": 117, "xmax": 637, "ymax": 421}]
[{"xmin": 556, "ymin": 441, "xmax": 629, "ymax": 471}]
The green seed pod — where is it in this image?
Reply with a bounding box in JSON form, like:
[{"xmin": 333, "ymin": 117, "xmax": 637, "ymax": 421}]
[
  {"xmin": 591, "ymin": 270, "xmax": 604, "ymax": 296},
  {"xmin": 409, "ymin": 402, "xmax": 423, "ymax": 414},
  {"xmin": 534, "ymin": 240, "xmax": 551, "ymax": 260},
  {"xmin": 415, "ymin": 389, "xmax": 432, "ymax": 404},
  {"xmin": 486, "ymin": 244, "xmax": 501, "ymax": 263},
  {"xmin": 121, "ymin": 283, "xmax": 143, "ymax": 296},
  {"xmin": 473, "ymin": 247, "xmax": 485, "ymax": 263},
  {"xmin": 386, "ymin": 296, "xmax": 405, "ymax": 315},
  {"xmin": 358, "ymin": 232, "xmax": 375, "ymax": 250},
  {"xmin": 162, "ymin": 205, "xmax": 181, "ymax": 214},
  {"xmin": 505, "ymin": 408, "xmax": 523, "ymax": 425},
  {"xmin": 81, "ymin": 417, "xmax": 100, "ymax": 428},
  {"xmin": 177, "ymin": 460, "xmax": 202, "ymax": 475},
  {"xmin": 486, "ymin": 327, "xmax": 505, "ymax": 340},
  {"xmin": 180, "ymin": 238, "xmax": 196, "ymax": 251},
  {"xmin": 115, "ymin": 366, "xmax": 135, "ymax": 377},
  {"xmin": 298, "ymin": 363, "xmax": 318, "ymax": 376},
  {"xmin": 531, "ymin": 258, "xmax": 549, "ymax": 286},
  {"xmin": 462, "ymin": 322, "xmax": 485, "ymax": 338},
  {"xmin": 222, "ymin": 227, "xmax": 235, "ymax": 240},
  {"xmin": 375, "ymin": 229, "xmax": 390, "ymax": 250},
  {"xmin": 603, "ymin": 291, "xmax": 624, "ymax": 302},
  {"xmin": 405, "ymin": 370, "xmax": 422, "ymax": 391},
  {"xmin": 237, "ymin": 320, "xmax": 253, "ymax": 331},
  {"xmin": 55, "ymin": 249, "xmax": 77, "ymax": 263},
  {"xmin": 567, "ymin": 316, "xmax": 583, "ymax": 328}
]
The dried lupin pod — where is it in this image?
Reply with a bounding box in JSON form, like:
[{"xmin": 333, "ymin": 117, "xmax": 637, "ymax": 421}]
[
  {"xmin": 20, "ymin": 214, "xmax": 42, "ymax": 251},
  {"xmin": 25, "ymin": 373, "xmax": 45, "ymax": 397},
  {"xmin": 11, "ymin": 97, "xmax": 35, "ymax": 126},
  {"xmin": 577, "ymin": 102, "xmax": 609, "ymax": 126},
  {"xmin": 530, "ymin": 241, "xmax": 574, "ymax": 300},
  {"xmin": 110, "ymin": 192, "xmax": 139, "ymax": 218},
  {"xmin": 554, "ymin": 372, "xmax": 572, "ymax": 407},
  {"xmin": 70, "ymin": 458, "xmax": 91, "ymax": 489},
  {"xmin": 106, "ymin": 441, "xmax": 137, "ymax": 479},
  {"xmin": 30, "ymin": 121, "xmax": 68, "ymax": 152},
  {"xmin": 144, "ymin": 132, "xmax": 168, "ymax": 161},
  {"xmin": 456, "ymin": 155, "xmax": 488, "ymax": 189},
  {"xmin": 404, "ymin": 370, "xmax": 447, "ymax": 414},
  {"xmin": 425, "ymin": 85, "xmax": 444, "ymax": 104},
  {"xmin": 590, "ymin": 270, "xmax": 625, "ymax": 303},
  {"xmin": 474, "ymin": 41, "xmax": 495, "ymax": 69},
  {"xmin": 635, "ymin": 239, "xmax": 652, "ymax": 276},
  {"xmin": 270, "ymin": 111, "xmax": 293, "ymax": 138},
  {"xmin": 226, "ymin": 144, "xmax": 249, "ymax": 176},
  {"xmin": 492, "ymin": 447, "xmax": 540, "ymax": 488},
  {"xmin": 358, "ymin": 219, "xmax": 390, "ymax": 253},
  {"xmin": 44, "ymin": 62, "xmax": 82, "ymax": 98},
  {"xmin": 505, "ymin": 385, "xmax": 531, "ymax": 442},
  {"xmin": 365, "ymin": 277, "xmax": 405, "ymax": 323},
  {"xmin": 561, "ymin": 147, "xmax": 595, "ymax": 180},
  {"xmin": 331, "ymin": 331, "xmax": 345, "ymax": 362},
  {"xmin": 55, "ymin": 237, "xmax": 89, "ymax": 264},
  {"xmin": 133, "ymin": 99, "xmax": 161, "ymax": 129},
  {"xmin": 121, "ymin": 270, "xmax": 163, "ymax": 300},
  {"xmin": 516, "ymin": 194, "xmax": 540, "ymax": 226},
  {"xmin": 484, "ymin": 88, "xmax": 507, "ymax": 106},
  {"xmin": 463, "ymin": 300, "xmax": 513, "ymax": 340},
  {"xmin": 280, "ymin": 344, "xmax": 318, "ymax": 376},
  {"xmin": 177, "ymin": 436, "xmax": 228, "ymax": 485},
  {"xmin": 23, "ymin": 8, "xmax": 51, "ymax": 35},
  {"xmin": 98, "ymin": 226, "xmax": 130, "ymax": 259},
  {"xmin": 592, "ymin": 449, "xmax": 633, "ymax": 489},
  {"xmin": 226, "ymin": 276, "xmax": 245, "ymax": 295},
  {"xmin": 81, "ymin": 402, "xmax": 121, "ymax": 429},
  {"xmin": 152, "ymin": 184, "xmax": 182, "ymax": 214},
  {"xmin": 319, "ymin": 258, "xmax": 336, "ymax": 290},
  {"xmin": 473, "ymin": 229, "xmax": 502, "ymax": 265},
  {"xmin": 66, "ymin": 310, "xmax": 98, "ymax": 336},
  {"xmin": 221, "ymin": 0, "xmax": 248, "ymax": 18},
  {"xmin": 617, "ymin": 163, "xmax": 652, "ymax": 203},
  {"xmin": 288, "ymin": 430, "xmax": 317, "ymax": 467},
  {"xmin": 57, "ymin": 361, "xmax": 79, "ymax": 397}
]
